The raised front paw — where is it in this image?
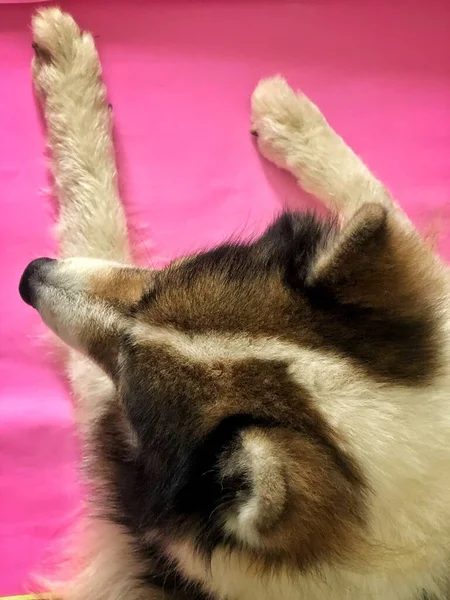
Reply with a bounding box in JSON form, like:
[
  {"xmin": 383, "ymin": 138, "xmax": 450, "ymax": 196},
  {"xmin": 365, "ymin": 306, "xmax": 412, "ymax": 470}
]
[
  {"xmin": 32, "ymin": 8, "xmax": 100, "ymax": 97},
  {"xmin": 250, "ymin": 76, "xmax": 323, "ymax": 169}
]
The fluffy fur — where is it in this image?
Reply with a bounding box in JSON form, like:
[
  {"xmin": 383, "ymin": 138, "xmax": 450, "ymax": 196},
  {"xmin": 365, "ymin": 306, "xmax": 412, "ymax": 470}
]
[{"xmin": 20, "ymin": 8, "xmax": 450, "ymax": 600}]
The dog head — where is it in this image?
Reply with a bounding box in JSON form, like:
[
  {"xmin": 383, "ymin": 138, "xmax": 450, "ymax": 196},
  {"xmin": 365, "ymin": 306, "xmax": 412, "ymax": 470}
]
[{"xmin": 19, "ymin": 204, "xmax": 446, "ymax": 573}]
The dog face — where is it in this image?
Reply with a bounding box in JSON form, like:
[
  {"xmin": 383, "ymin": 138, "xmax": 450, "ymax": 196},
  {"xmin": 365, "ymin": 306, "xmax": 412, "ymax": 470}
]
[{"xmin": 19, "ymin": 204, "xmax": 445, "ymax": 573}]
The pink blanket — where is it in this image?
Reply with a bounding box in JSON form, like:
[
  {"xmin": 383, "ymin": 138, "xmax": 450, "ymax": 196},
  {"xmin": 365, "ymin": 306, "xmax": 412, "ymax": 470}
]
[{"xmin": 1, "ymin": 0, "xmax": 449, "ymax": 593}]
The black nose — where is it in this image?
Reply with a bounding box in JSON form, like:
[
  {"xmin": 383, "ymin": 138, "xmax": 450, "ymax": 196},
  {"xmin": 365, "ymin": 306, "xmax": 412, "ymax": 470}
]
[{"xmin": 19, "ymin": 257, "xmax": 55, "ymax": 307}]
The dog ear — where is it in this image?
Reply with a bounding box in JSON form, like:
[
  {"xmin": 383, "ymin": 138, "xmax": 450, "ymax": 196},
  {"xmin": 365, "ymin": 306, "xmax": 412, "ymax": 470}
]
[
  {"xmin": 304, "ymin": 201, "xmax": 444, "ymax": 317},
  {"xmin": 219, "ymin": 428, "xmax": 287, "ymax": 546},
  {"xmin": 218, "ymin": 425, "xmax": 366, "ymax": 566},
  {"xmin": 306, "ymin": 203, "xmax": 390, "ymax": 307},
  {"xmin": 302, "ymin": 203, "xmax": 442, "ymax": 385}
]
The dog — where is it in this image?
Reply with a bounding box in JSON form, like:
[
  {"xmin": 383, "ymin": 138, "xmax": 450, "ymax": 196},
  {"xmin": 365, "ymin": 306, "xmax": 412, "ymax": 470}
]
[{"xmin": 19, "ymin": 8, "xmax": 450, "ymax": 600}]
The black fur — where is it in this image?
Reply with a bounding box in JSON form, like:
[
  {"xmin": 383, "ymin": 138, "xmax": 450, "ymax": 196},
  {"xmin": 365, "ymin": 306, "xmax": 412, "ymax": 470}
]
[
  {"xmin": 96, "ymin": 389, "xmax": 276, "ymax": 539},
  {"xmin": 171, "ymin": 211, "xmax": 334, "ymax": 287}
]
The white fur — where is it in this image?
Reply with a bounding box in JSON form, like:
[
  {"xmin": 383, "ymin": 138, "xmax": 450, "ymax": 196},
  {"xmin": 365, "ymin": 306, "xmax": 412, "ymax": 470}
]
[
  {"xmin": 222, "ymin": 433, "xmax": 286, "ymax": 547},
  {"xmin": 32, "ymin": 258, "xmax": 130, "ymax": 352}
]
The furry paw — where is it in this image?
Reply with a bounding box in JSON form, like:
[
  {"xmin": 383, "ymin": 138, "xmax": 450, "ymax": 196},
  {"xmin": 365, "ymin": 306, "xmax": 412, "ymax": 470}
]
[
  {"xmin": 32, "ymin": 8, "xmax": 100, "ymax": 97},
  {"xmin": 250, "ymin": 76, "xmax": 323, "ymax": 169}
]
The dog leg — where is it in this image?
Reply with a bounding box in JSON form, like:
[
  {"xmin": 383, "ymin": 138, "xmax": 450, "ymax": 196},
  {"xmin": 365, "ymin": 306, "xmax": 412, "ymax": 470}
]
[
  {"xmin": 32, "ymin": 7, "xmax": 130, "ymax": 262},
  {"xmin": 251, "ymin": 76, "xmax": 406, "ymax": 224},
  {"xmin": 31, "ymin": 8, "xmax": 129, "ymax": 420}
]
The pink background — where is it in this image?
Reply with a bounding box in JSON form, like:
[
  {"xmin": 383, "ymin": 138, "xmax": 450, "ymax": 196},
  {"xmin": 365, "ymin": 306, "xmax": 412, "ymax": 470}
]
[{"xmin": 1, "ymin": 0, "xmax": 449, "ymax": 594}]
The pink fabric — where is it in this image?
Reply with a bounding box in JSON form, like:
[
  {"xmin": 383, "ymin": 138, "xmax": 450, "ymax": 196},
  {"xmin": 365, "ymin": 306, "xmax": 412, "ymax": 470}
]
[{"xmin": 1, "ymin": 0, "xmax": 449, "ymax": 594}]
